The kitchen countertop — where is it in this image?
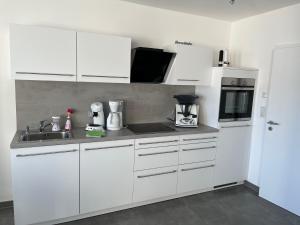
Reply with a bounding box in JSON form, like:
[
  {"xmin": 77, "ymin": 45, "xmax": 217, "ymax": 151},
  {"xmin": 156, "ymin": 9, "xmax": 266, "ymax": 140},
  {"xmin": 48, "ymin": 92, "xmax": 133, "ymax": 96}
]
[{"xmin": 10, "ymin": 123, "xmax": 219, "ymax": 149}]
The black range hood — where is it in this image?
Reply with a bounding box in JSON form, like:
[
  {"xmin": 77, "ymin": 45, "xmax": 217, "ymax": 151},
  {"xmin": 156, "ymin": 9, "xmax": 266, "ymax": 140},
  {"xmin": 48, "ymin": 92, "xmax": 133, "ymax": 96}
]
[{"xmin": 130, "ymin": 47, "xmax": 175, "ymax": 83}]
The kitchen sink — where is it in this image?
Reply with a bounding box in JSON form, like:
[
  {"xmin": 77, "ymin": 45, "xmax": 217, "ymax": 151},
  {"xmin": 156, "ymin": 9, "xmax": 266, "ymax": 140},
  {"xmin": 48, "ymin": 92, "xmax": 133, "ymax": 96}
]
[{"xmin": 20, "ymin": 131, "xmax": 72, "ymax": 142}]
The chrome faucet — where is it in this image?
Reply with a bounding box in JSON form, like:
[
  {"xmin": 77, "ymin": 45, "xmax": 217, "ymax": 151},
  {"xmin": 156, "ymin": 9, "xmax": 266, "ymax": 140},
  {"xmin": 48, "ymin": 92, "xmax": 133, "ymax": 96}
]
[{"xmin": 39, "ymin": 120, "xmax": 51, "ymax": 133}]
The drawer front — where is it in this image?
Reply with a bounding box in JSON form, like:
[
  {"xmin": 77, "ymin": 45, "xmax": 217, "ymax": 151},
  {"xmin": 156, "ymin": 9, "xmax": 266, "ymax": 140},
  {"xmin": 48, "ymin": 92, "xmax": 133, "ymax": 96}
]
[
  {"xmin": 80, "ymin": 139, "xmax": 134, "ymax": 151},
  {"xmin": 135, "ymin": 136, "xmax": 180, "ymax": 149},
  {"xmin": 179, "ymin": 142, "xmax": 216, "ymax": 164},
  {"xmin": 178, "ymin": 161, "xmax": 215, "ymax": 194},
  {"xmin": 133, "ymin": 166, "xmax": 178, "ymax": 202},
  {"xmin": 180, "ymin": 133, "xmax": 218, "ymax": 145},
  {"xmin": 135, "ymin": 145, "xmax": 179, "ymax": 171}
]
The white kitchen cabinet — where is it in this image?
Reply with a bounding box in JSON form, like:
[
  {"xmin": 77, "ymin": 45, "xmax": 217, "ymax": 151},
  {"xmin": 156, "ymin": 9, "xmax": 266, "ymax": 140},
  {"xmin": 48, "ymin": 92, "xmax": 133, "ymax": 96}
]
[
  {"xmin": 134, "ymin": 145, "xmax": 179, "ymax": 171},
  {"xmin": 10, "ymin": 24, "xmax": 77, "ymax": 81},
  {"xmin": 178, "ymin": 161, "xmax": 215, "ymax": 194},
  {"xmin": 214, "ymin": 125, "xmax": 252, "ymax": 187},
  {"xmin": 77, "ymin": 32, "xmax": 131, "ymax": 83},
  {"xmin": 133, "ymin": 166, "xmax": 178, "ymax": 203},
  {"xmin": 11, "ymin": 144, "xmax": 79, "ymax": 225},
  {"xmin": 80, "ymin": 140, "xmax": 134, "ymax": 214},
  {"xmin": 179, "ymin": 141, "xmax": 217, "ymax": 165},
  {"xmin": 164, "ymin": 43, "xmax": 213, "ymax": 86}
]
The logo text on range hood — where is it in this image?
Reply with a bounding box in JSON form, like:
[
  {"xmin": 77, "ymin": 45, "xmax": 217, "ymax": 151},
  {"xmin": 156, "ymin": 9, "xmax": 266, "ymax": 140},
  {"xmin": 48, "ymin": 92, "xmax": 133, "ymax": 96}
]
[{"xmin": 130, "ymin": 47, "xmax": 175, "ymax": 84}]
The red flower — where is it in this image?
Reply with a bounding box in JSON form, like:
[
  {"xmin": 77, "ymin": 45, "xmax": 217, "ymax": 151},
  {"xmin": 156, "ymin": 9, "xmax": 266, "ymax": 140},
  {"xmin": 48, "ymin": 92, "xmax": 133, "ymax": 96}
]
[{"xmin": 67, "ymin": 108, "xmax": 74, "ymax": 114}]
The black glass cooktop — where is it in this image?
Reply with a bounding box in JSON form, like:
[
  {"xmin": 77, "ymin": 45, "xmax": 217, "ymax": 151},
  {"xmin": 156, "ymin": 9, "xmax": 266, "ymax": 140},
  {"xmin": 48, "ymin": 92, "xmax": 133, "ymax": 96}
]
[{"xmin": 127, "ymin": 123, "xmax": 175, "ymax": 134}]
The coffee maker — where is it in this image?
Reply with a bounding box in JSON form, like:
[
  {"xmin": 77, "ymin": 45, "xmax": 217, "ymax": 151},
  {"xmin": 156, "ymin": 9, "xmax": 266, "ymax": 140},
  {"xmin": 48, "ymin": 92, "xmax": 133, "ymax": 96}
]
[
  {"xmin": 107, "ymin": 100, "xmax": 124, "ymax": 131},
  {"xmin": 174, "ymin": 95, "xmax": 199, "ymax": 127},
  {"xmin": 90, "ymin": 102, "xmax": 105, "ymax": 126}
]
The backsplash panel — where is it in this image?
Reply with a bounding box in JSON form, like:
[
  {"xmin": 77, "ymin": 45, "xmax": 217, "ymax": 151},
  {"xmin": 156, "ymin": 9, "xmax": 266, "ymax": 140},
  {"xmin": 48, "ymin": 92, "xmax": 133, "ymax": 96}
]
[{"xmin": 15, "ymin": 81, "xmax": 195, "ymax": 129}]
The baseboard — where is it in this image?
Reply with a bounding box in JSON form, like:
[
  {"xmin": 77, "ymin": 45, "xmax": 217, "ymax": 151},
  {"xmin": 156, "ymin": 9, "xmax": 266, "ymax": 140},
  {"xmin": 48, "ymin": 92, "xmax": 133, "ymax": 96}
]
[
  {"xmin": 0, "ymin": 200, "xmax": 13, "ymax": 209},
  {"xmin": 244, "ymin": 180, "xmax": 259, "ymax": 194}
]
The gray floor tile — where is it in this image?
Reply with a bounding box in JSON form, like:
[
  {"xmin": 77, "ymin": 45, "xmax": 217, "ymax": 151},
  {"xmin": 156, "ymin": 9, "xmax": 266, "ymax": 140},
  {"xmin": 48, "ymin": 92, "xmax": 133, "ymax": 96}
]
[{"xmin": 1, "ymin": 186, "xmax": 300, "ymax": 225}]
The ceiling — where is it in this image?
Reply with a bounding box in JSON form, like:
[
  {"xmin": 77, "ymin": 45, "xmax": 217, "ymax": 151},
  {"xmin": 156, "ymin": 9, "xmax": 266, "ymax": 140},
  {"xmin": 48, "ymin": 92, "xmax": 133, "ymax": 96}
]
[{"xmin": 120, "ymin": 0, "xmax": 300, "ymax": 21}]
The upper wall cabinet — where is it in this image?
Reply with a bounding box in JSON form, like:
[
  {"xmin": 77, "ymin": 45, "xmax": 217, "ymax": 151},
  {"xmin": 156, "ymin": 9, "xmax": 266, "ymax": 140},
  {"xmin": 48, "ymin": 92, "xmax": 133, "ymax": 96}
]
[
  {"xmin": 164, "ymin": 44, "xmax": 213, "ymax": 86},
  {"xmin": 10, "ymin": 24, "xmax": 77, "ymax": 82},
  {"xmin": 77, "ymin": 32, "xmax": 131, "ymax": 83}
]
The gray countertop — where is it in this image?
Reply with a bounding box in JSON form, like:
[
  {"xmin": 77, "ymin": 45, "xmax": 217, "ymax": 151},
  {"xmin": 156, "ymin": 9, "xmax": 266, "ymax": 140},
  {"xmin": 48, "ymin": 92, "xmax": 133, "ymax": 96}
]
[{"xmin": 10, "ymin": 124, "xmax": 219, "ymax": 149}]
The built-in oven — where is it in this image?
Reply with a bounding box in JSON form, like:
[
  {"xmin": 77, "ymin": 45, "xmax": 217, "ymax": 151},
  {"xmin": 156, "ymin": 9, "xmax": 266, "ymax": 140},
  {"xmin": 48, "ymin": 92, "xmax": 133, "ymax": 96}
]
[{"xmin": 219, "ymin": 77, "xmax": 255, "ymax": 122}]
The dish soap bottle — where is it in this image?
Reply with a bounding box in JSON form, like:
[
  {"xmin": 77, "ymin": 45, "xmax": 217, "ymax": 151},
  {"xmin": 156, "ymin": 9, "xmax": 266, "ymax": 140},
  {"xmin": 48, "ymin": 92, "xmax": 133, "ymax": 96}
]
[{"xmin": 65, "ymin": 108, "xmax": 73, "ymax": 131}]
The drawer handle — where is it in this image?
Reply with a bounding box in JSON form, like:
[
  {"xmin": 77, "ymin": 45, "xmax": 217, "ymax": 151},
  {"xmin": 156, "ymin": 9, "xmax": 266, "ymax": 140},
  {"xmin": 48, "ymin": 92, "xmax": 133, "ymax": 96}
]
[
  {"xmin": 138, "ymin": 150, "xmax": 178, "ymax": 157},
  {"xmin": 16, "ymin": 149, "xmax": 78, "ymax": 157},
  {"xmin": 137, "ymin": 170, "xmax": 177, "ymax": 178},
  {"xmin": 16, "ymin": 72, "xmax": 76, "ymax": 76},
  {"xmin": 139, "ymin": 140, "xmax": 178, "ymax": 145},
  {"xmin": 181, "ymin": 164, "xmax": 215, "ymax": 172},
  {"xmin": 81, "ymin": 74, "xmax": 129, "ymax": 79},
  {"xmin": 177, "ymin": 79, "xmax": 200, "ymax": 82},
  {"xmin": 182, "ymin": 146, "xmax": 216, "ymax": 152},
  {"xmin": 182, "ymin": 137, "xmax": 217, "ymax": 141},
  {"xmin": 85, "ymin": 144, "xmax": 133, "ymax": 151}
]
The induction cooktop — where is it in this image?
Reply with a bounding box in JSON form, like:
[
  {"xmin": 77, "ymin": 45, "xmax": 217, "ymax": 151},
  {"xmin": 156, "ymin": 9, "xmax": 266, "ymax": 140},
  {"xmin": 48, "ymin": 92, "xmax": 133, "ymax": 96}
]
[{"xmin": 127, "ymin": 123, "xmax": 176, "ymax": 134}]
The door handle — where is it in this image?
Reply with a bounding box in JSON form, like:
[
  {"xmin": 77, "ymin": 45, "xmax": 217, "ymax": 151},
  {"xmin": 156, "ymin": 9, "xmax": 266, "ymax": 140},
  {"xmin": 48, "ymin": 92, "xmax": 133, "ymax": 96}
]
[{"xmin": 267, "ymin": 121, "xmax": 280, "ymax": 126}]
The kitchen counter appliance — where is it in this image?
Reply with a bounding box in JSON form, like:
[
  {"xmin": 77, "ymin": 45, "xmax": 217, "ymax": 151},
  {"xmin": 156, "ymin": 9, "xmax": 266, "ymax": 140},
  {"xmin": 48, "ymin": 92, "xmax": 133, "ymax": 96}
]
[
  {"xmin": 174, "ymin": 95, "xmax": 199, "ymax": 127},
  {"xmin": 127, "ymin": 123, "xmax": 175, "ymax": 134}
]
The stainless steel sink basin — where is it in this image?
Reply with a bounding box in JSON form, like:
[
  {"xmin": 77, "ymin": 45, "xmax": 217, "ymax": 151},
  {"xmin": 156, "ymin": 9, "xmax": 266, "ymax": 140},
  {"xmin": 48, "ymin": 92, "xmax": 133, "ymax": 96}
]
[{"xmin": 20, "ymin": 131, "xmax": 72, "ymax": 142}]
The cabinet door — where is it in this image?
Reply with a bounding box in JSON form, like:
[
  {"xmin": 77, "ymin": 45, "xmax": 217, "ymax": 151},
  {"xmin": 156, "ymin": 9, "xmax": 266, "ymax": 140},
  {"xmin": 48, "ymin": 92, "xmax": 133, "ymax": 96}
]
[
  {"xmin": 133, "ymin": 166, "xmax": 178, "ymax": 203},
  {"xmin": 77, "ymin": 32, "xmax": 131, "ymax": 83},
  {"xmin": 10, "ymin": 24, "xmax": 76, "ymax": 81},
  {"xmin": 214, "ymin": 126, "xmax": 252, "ymax": 187},
  {"xmin": 134, "ymin": 145, "xmax": 179, "ymax": 171},
  {"xmin": 166, "ymin": 44, "xmax": 213, "ymax": 86},
  {"xmin": 80, "ymin": 140, "xmax": 134, "ymax": 214},
  {"xmin": 11, "ymin": 144, "xmax": 79, "ymax": 225},
  {"xmin": 178, "ymin": 161, "xmax": 215, "ymax": 194}
]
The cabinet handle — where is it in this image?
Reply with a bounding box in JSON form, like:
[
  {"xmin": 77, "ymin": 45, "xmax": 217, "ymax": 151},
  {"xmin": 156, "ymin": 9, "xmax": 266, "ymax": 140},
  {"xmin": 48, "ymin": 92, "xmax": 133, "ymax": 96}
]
[
  {"xmin": 139, "ymin": 140, "xmax": 178, "ymax": 145},
  {"xmin": 177, "ymin": 79, "xmax": 200, "ymax": 82},
  {"xmin": 16, "ymin": 72, "xmax": 76, "ymax": 76},
  {"xmin": 138, "ymin": 150, "xmax": 178, "ymax": 157},
  {"xmin": 182, "ymin": 137, "xmax": 217, "ymax": 141},
  {"xmin": 81, "ymin": 74, "xmax": 129, "ymax": 79},
  {"xmin": 221, "ymin": 125, "xmax": 251, "ymax": 128},
  {"xmin": 16, "ymin": 149, "xmax": 78, "ymax": 157},
  {"xmin": 181, "ymin": 164, "xmax": 215, "ymax": 172},
  {"xmin": 182, "ymin": 146, "xmax": 216, "ymax": 152},
  {"xmin": 137, "ymin": 170, "xmax": 177, "ymax": 178},
  {"xmin": 85, "ymin": 144, "xmax": 133, "ymax": 151}
]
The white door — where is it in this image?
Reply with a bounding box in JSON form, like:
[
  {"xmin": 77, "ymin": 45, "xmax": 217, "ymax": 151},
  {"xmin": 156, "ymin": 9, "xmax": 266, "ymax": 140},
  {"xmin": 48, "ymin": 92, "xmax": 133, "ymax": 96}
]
[
  {"xmin": 10, "ymin": 24, "xmax": 77, "ymax": 81},
  {"xmin": 259, "ymin": 45, "xmax": 300, "ymax": 216},
  {"xmin": 80, "ymin": 140, "xmax": 134, "ymax": 214},
  {"xmin": 77, "ymin": 32, "xmax": 131, "ymax": 83},
  {"xmin": 214, "ymin": 125, "xmax": 251, "ymax": 187},
  {"xmin": 11, "ymin": 144, "xmax": 79, "ymax": 225}
]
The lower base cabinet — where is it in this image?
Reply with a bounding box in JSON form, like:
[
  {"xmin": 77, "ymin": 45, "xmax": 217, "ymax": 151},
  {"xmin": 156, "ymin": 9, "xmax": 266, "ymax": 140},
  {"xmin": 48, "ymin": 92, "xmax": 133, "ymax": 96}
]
[
  {"xmin": 133, "ymin": 166, "xmax": 178, "ymax": 202},
  {"xmin": 178, "ymin": 161, "xmax": 215, "ymax": 194},
  {"xmin": 80, "ymin": 140, "xmax": 134, "ymax": 214},
  {"xmin": 11, "ymin": 144, "xmax": 80, "ymax": 225}
]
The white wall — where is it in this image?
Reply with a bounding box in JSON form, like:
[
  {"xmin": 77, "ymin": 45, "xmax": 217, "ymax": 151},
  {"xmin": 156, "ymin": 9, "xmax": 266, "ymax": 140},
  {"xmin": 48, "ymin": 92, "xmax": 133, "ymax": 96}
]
[
  {"xmin": 230, "ymin": 3, "xmax": 300, "ymax": 186},
  {"xmin": 0, "ymin": 0, "xmax": 230, "ymax": 202}
]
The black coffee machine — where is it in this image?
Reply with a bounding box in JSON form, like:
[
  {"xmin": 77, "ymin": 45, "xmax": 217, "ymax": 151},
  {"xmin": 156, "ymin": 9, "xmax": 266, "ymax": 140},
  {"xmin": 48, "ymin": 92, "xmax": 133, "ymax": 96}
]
[{"xmin": 174, "ymin": 95, "xmax": 199, "ymax": 127}]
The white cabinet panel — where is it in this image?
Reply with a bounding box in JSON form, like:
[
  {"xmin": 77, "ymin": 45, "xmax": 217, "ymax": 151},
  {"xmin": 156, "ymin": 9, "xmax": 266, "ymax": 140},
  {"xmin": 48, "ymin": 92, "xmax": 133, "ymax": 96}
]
[
  {"xmin": 135, "ymin": 136, "xmax": 179, "ymax": 149},
  {"xmin": 77, "ymin": 32, "xmax": 131, "ymax": 83},
  {"xmin": 165, "ymin": 44, "xmax": 213, "ymax": 86},
  {"xmin": 80, "ymin": 140, "xmax": 134, "ymax": 214},
  {"xmin": 10, "ymin": 24, "xmax": 76, "ymax": 81},
  {"xmin": 214, "ymin": 126, "xmax": 251, "ymax": 187},
  {"xmin": 179, "ymin": 142, "xmax": 216, "ymax": 164},
  {"xmin": 133, "ymin": 166, "xmax": 178, "ymax": 202},
  {"xmin": 134, "ymin": 145, "xmax": 179, "ymax": 171},
  {"xmin": 11, "ymin": 144, "xmax": 79, "ymax": 225},
  {"xmin": 180, "ymin": 133, "xmax": 218, "ymax": 145},
  {"xmin": 178, "ymin": 161, "xmax": 215, "ymax": 194}
]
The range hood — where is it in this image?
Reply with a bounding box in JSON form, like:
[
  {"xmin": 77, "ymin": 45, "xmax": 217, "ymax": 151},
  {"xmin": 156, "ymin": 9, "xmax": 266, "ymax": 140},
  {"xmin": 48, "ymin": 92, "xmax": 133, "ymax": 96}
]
[{"xmin": 130, "ymin": 47, "xmax": 175, "ymax": 83}]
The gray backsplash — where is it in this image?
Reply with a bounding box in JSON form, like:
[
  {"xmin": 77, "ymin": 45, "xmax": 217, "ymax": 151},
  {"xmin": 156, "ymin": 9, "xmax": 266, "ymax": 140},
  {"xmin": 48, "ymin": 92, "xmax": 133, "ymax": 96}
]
[{"xmin": 15, "ymin": 81, "xmax": 195, "ymax": 130}]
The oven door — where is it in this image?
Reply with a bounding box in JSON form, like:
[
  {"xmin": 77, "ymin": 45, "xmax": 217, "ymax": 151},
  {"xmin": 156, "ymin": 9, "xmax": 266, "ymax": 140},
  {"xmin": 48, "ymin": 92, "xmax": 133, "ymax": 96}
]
[{"xmin": 219, "ymin": 87, "xmax": 254, "ymax": 121}]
